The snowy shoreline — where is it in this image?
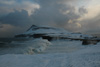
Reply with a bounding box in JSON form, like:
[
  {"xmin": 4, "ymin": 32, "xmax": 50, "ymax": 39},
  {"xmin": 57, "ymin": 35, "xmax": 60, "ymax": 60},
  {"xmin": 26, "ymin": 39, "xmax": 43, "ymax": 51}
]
[
  {"xmin": 0, "ymin": 44, "xmax": 100, "ymax": 67},
  {"xmin": 0, "ymin": 39, "xmax": 100, "ymax": 67}
]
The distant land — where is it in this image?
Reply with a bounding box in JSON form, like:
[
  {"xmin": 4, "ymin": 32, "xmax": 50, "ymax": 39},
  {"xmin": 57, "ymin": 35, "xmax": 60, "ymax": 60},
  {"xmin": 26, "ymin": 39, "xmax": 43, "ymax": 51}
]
[{"xmin": 91, "ymin": 34, "xmax": 100, "ymax": 38}]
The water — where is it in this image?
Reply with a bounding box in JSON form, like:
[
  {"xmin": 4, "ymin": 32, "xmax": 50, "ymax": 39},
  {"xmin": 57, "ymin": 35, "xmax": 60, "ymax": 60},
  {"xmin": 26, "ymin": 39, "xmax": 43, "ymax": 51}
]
[
  {"xmin": 0, "ymin": 38, "xmax": 33, "ymax": 47},
  {"xmin": 0, "ymin": 38, "xmax": 52, "ymax": 55},
  {"xmin": 0, "ymin": 38, "xmax": 86, "ymax": 55},
  {"xmin": 0, "ymin": 38, "xmax": 34, "ymax": 43}
]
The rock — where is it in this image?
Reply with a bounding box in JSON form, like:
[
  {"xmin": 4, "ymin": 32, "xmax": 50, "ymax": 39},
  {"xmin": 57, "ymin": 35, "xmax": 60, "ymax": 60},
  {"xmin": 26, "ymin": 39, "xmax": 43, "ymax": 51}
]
[{"xmin": 82, "ymin": 40, "xmax": 98, "ymax": 45}]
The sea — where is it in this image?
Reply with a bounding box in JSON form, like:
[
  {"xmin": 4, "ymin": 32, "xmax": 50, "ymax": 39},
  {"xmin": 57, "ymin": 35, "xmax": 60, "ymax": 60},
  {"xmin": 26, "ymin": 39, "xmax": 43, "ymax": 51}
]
[
  {"xmin": 0, "ymin": 38, "xmax": 35, "ymax": 55},
  {"xmin": 0, "ymin": 34, "xmax": 99, "ymax": 55},
  {"xmin": 0, "ymin": 37, "xmax": 52, "ymax": 55}
]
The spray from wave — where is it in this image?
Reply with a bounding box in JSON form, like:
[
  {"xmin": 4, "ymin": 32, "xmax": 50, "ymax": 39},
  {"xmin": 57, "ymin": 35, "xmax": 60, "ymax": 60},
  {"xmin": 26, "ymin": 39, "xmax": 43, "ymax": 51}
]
[{"xmin": 0, "ymin": 38, "xmax": 52, "ymax": 55}]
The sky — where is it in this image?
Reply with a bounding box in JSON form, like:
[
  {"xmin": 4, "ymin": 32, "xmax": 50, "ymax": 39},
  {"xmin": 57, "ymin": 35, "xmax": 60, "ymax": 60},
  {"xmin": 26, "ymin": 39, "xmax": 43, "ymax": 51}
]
[{"xmin": 0, "ymin": 0, "xmax": 100, "ymax": 37}]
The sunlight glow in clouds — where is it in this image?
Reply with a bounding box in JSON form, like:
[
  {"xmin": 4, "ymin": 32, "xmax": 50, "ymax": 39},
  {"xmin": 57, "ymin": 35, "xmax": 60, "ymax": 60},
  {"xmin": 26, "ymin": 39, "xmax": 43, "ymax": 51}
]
[
  {"xmin": 75, "ymin": 0, "xmax": 100, "ymax": 33},
  {"xmin": 79, "ymin": 0, "xmax": 100, "ymax": 20}
]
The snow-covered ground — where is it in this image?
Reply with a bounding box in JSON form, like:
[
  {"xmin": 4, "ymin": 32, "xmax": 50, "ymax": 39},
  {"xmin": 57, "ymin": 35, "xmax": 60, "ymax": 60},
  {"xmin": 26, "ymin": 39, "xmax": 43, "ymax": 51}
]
[{"xmin": 0, "ymin": 39, "xmax": 100, "ymax": 67}]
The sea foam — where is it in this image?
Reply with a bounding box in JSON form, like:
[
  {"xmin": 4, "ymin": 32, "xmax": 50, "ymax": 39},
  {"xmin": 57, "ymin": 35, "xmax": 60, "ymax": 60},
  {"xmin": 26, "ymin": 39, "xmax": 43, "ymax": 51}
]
[{"xmin": 0, "ymin": 38, "xmax": 52, "ymax": 55}]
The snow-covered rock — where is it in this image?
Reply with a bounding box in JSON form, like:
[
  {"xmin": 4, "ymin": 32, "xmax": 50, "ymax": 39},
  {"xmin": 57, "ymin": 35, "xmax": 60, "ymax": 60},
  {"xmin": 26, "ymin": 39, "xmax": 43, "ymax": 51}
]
[
  {"xmin": 15, "ymin": 25, "xmax": 94, "ymax": 41},
  {"xmin": 69, "ymin": 33, "xmax": 93, "ymax": 39},
  {"xmin": 25, "ymin": 25, "xmax": 70, "ymax": 35}
]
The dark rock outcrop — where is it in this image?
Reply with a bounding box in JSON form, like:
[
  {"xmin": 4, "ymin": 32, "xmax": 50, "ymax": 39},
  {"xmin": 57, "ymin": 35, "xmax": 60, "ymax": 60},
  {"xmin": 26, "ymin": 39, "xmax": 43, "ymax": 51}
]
[{"xmin": 82, "ymin": 40, "xmax": 98, "ymax": 45}]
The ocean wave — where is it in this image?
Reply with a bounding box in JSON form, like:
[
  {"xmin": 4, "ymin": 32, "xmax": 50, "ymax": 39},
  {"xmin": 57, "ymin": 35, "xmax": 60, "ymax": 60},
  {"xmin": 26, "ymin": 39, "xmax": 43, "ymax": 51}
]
[{"xmin": 0, "ymin": 38, "xmax": 52, "ymax": 55}]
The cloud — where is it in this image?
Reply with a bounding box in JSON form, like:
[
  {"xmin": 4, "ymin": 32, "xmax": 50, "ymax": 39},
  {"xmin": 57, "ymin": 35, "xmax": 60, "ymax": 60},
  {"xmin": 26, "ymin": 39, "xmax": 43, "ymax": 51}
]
[
  {"xmin": 0, "ymin": 24, "xmax": 24, "ymax": 37},
  {"xmin": 79, "ymin": 6, "xmax": 87, "ymax": 15},
  {"xmin": 0, "ymin": 0, "xmax": 89, "ymax": 37},
  {"xmin": 76, "ymin": 0, "xmax": 100, "ymax": 33},
  {"xmin": 0, "ymin": 0, "xmax": 16, "ymax": 5},
  {"xmin": 0, "ymin": 10, "xmax": 32, "ymax": 27},
  {"xmin": 78, "ymin": 13, "xmax": 100, "ymax": 34},
  {"xmin": 0, "ymin": 23, "xmax": 3, "ymax": 28},
  {"xmin": 35, "ymin": 0, "xmax": 100, "ymax": 33},
  {"xmin": 0, "ymin": 0, "xmax": 40, "ymax": 16},
  {"xmin": 0, "ymin": 9, "xmax": 34, "ymax": 37},
  {"xmin": 31, "ymin": 0, "xmax": 84, "ymax": 30},
  {"xmin": 1, "ymin": 0, "xmax": 100, "ymax": 37}
]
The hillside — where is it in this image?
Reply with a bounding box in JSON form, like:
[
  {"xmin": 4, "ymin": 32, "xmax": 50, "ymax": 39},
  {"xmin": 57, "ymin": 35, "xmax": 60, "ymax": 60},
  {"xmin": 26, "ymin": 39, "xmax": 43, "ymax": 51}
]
[{"xmin": 15, "ymin": 25, "xmax": 93, "ymax": 40}]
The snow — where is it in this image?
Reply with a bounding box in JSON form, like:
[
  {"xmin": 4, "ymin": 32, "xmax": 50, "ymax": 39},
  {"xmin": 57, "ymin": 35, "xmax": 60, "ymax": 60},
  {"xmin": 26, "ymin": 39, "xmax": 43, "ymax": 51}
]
[
  {"xmin": 0, "ymin": 25, "xmax": 98, "ymax": 67},
  {"xmin": 21, "ymin": 25, "xmax": 94, "ymax": 40},
  {"xmin": 24, "ymin": 26, "xmax": 70, "ymax": 35},
  {"xmin": 68, "ymin": 33, "xmax": 93, "ymax": 39},
  {"xmin": 0, "ymin": 39, "xmax": 100, "ymax": 67}
]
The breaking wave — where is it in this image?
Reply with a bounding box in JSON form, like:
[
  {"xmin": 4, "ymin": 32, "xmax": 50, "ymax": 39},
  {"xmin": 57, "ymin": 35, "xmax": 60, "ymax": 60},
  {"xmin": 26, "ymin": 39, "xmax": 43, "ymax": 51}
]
[{"xmin": 0, "ymin": 38, "xmax": 52, "ymax": 55}]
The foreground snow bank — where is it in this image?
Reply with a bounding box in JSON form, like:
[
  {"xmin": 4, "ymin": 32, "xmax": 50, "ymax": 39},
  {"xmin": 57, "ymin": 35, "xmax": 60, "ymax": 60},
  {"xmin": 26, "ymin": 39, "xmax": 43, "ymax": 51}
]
[
  {"xmin": 0, "ymin": 43, "xmax": 100, "ymax": 67},
  {"xmin": 0, "ymin": 38, "xmax": 52, "ymax": 55}
]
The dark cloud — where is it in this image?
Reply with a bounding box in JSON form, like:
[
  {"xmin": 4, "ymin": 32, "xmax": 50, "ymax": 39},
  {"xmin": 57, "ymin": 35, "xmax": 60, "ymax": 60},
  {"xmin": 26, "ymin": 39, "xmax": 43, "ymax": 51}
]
[
  {"xmin": 79, "ymin": 7, "xmax": 88, "ymax": 15},
  {"xmin": 31, "ymin": 0, "xmax": 81, "ymax": 28},
  {"xmin": 0, "ymin": 10, "xmax": 33, "ymax": 37},
  {"xmin": 0, "ymin": 0, "xmax": 87, "ymax": 29},
  {"xmin": 0, "ymin": 25, "xmax": 3, "ymax": 28},
  {"xmin": 0, "ymin": 24, "xmax": 24, "ymax": 37},
  {"xmin": 0, "ymin": 0, "xmax": 88, "ymax": 37},
  {"xmin": 0, "ymin": 10, "xmax": 32, "ymax": 27}
]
